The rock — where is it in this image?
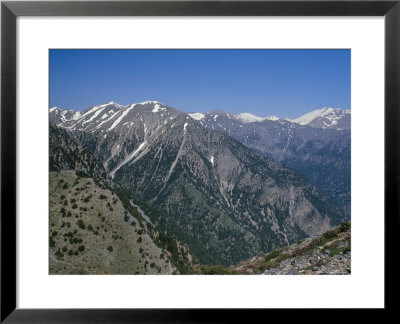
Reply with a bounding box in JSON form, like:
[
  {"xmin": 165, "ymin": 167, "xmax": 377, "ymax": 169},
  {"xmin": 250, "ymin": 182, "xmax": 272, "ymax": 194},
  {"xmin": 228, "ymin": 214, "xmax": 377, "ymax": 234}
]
[
  {"xmin": 264, "ymin": 269, "xmax": 278, "ymax": 275},
  {"xmin": 228, "ymin": 223, "xmax": 351, "ymax": 276}
]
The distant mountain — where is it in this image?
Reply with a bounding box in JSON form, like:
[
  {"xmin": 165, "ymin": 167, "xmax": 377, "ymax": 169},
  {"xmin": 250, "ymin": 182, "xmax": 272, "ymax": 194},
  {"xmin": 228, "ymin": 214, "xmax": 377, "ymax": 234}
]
[
  {"xmin": 187, "ymin": 109, "xmax": 351, "ymax": 216},
  {"xmin": 188, "ymin": 107, "xmax": 350, "ymax": 130},
  {"xmin": 50, "ymin": 101, "xmax": 347, "ymax": 265},
  {"xmin": 234, "ymin": 113, "xmax": 279, "ymax": 123},
  {"xmin": 291, "ymin": 107, "xmax": 350, "ymax": 130},
  {"xmin": 188, "ymin": 111, "xmax": 279, "ymax": 124}
]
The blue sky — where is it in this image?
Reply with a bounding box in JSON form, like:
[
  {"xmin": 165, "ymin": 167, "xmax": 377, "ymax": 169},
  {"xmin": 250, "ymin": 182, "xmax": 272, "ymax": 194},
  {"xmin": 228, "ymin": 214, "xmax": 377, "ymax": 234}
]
[{"xmin": 49, "ymin": 49, "xmax": 350, "ymax": 119}]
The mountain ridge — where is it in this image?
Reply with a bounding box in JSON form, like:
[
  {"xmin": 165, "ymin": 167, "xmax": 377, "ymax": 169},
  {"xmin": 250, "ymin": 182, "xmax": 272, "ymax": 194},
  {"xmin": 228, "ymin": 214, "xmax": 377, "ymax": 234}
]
[{"xmin": 51, "ymin": 102, "xmax": 350, "ymax": 131}]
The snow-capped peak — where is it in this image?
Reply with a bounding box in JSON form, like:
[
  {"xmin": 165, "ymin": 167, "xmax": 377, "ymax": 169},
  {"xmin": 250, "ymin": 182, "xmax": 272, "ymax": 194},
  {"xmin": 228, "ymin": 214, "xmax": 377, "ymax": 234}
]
[
  {"xmin": 187, "ymin": 111, "xmax": 280, "ymax": 123},
  {"xmin": 105, "ymin": 101, "xmax": 124, "ymax": 107},
  {"xmin": 234, "ymin": 113, "xmax": 265, "ymax": 123},
  {"xmin": 292, "ymin": 107, "xmax": 350, "ymax": 128},
  {"xmin": 292, "ymin": 107, "xmax": 334, "ymax": 125}
]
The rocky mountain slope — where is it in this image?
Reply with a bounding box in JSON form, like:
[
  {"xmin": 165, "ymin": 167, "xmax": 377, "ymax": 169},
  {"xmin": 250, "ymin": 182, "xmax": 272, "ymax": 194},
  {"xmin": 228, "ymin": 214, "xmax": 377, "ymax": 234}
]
[
  {"xmin": 50, "ymin": 102, "xmax": 347, "ymax": 266},
  {"xmin": 49, "ymin": 107, "xmax": 82, "ymax": 126},
  {"xmin": 188, "ymin": 108, "xmax": 350, "ymax": 216},
  {"xmin": 194, "ymin": 222, "xmax": 351, "ymax": 275}
]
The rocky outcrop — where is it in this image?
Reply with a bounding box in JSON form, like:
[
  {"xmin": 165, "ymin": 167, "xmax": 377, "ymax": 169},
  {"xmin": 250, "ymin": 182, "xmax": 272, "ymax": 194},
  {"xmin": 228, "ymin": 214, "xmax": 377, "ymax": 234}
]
[{"xmin": 226, "ymin": 222, "xmax": 351, "ymax": 275}]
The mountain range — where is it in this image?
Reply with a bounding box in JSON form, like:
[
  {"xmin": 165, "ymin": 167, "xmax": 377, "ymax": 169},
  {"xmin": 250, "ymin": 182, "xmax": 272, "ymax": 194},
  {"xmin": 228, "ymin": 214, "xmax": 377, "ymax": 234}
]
[
  {"xmin": 187, "ymin": 107, "xmax": 350, "ymax": 130},
  {"xmin": 50, "ymin": 101, "xmax": 350, "ymax": 267},
  {"xmin": 187, "ymin": 108, "xmax": 351, "ymax": 216}
]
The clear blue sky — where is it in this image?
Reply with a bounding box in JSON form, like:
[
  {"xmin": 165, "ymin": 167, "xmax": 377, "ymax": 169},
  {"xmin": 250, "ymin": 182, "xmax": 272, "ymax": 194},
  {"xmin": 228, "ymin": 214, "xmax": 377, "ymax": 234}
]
[{"xmin": 50, "ymin": 49, "xmax": 350, "ymax": 118}]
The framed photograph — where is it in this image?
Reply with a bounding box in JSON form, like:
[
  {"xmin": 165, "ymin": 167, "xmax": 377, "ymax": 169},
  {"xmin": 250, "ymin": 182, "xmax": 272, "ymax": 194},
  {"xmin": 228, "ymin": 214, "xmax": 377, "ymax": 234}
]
[{"xmin": 1, "ymin": 0, "xmax": 398, "ymax": 321}]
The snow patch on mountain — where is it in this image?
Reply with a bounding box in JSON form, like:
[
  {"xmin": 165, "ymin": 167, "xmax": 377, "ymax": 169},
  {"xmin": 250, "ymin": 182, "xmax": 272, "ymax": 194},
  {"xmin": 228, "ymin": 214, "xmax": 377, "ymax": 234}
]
[
  {"xmin": 110, "ymin": 141, "xmax": 147, "ymax": 178},
  {"xmin": 80, "ymin": 102, "xmax": 119, "ymax": 119},
  {"xmin": 188, "ymin": 113, "xmax": 205, "ymax": 121},
  {"xmin": 152, "ymin": 104, "xmax": 166, "ymax": 113},
  {"xmin": 189, "ymin": 111, "xmax": 277, "ymax": 124},
  {"xmin": 108, "ymin": 104, "xmax": 137, "ymax": 131},
  {"xmin": 234, "ymin": 113, "xmax": 265, "ymax": 123},
  {"xmin": 82, "ymin": 107, "xmax": 106, "ymax": 127},
  {"xmin": 95, "ymin": 111, "xmax": 120, "ymax": 130},
  {"xmin": 140, "ymin": 100, "xmax": 161, "ymax": 105}
]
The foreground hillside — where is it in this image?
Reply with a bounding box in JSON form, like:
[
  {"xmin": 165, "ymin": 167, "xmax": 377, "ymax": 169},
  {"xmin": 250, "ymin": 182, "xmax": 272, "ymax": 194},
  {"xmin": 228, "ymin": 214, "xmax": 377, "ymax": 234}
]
[
  {"xmin": 49, "ymin": 171, "xmax": 179, "ymax": 274},
  {"xmin": 194, "ymin": 222, "xmax": 351, "ymax": 275}
]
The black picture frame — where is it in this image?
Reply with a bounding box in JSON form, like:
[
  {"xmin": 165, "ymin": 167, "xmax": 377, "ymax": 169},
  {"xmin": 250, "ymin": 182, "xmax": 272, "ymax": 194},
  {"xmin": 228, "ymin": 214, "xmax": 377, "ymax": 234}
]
[{"xmin": 1, "ymin": 0, "xmax": 399, "ymax": 322}]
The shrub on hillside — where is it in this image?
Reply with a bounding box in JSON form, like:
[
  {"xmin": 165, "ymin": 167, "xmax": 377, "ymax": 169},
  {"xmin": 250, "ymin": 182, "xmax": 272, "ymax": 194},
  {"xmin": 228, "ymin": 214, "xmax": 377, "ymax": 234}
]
[
  {"xmin": 339, "ymin": 222, "xmax": 351, "ymax": 233},
  {"xmin": 77, "ymin": 219, "xmax": 85, "ymax": 230}
]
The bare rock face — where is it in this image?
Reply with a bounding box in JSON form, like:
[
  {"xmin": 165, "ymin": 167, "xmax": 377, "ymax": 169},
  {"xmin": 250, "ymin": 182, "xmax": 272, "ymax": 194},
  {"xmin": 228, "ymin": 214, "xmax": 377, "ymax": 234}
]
[{"xmin": 50, "ymin": 102, "xmax": 347, "ymax": 265}]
